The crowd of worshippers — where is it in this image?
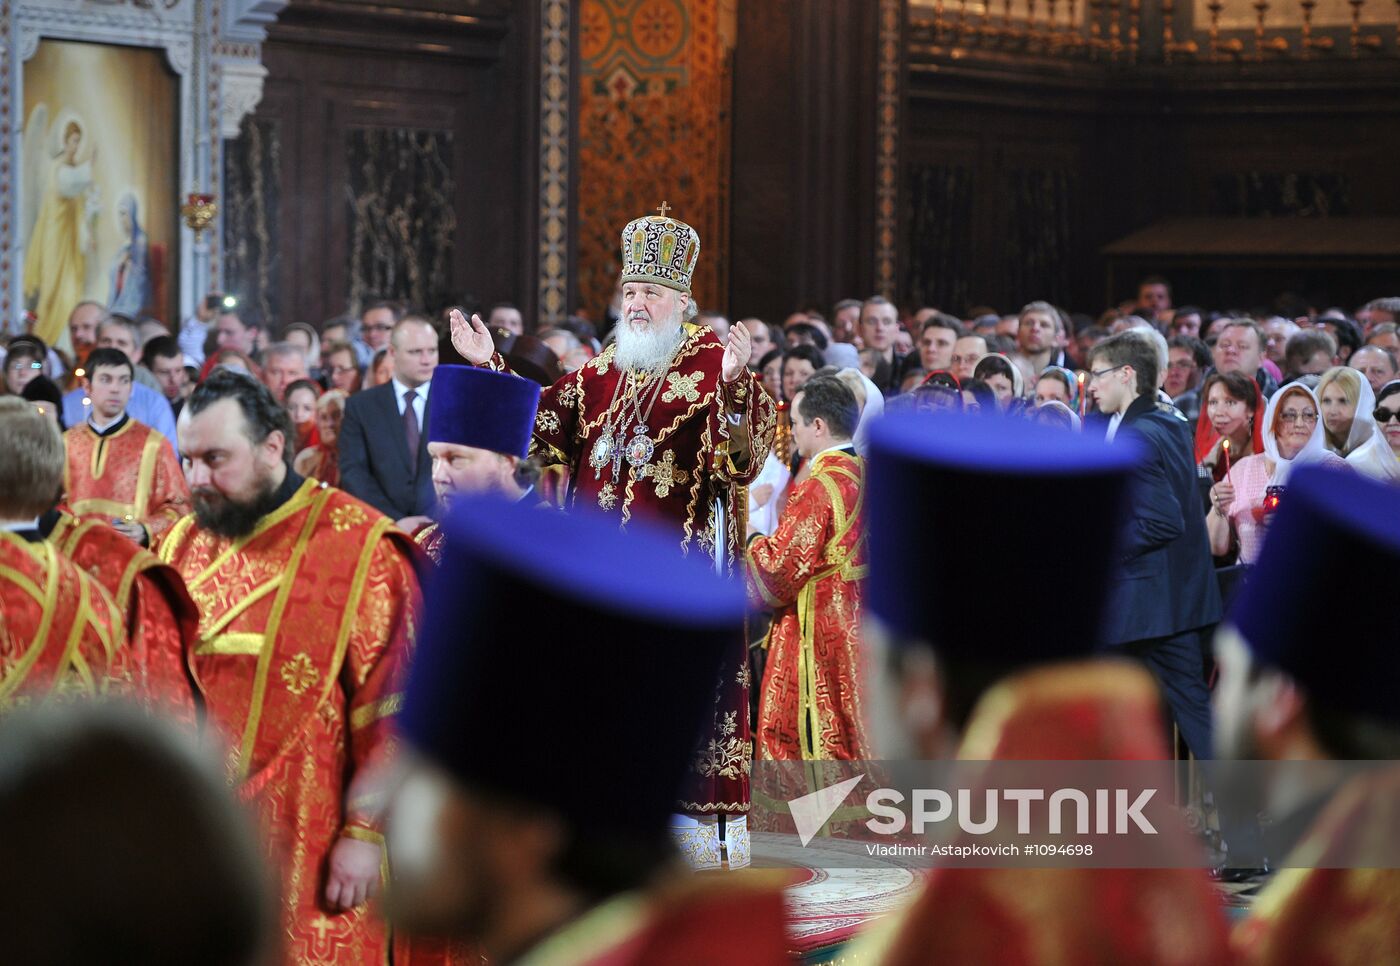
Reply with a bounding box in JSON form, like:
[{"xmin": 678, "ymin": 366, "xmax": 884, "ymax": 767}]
[{"xmin": 5, "ymin": 282, "xmax": 1398, "ymax": 547}]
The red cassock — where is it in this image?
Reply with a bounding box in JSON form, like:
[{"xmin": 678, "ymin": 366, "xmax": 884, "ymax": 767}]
[
  {"xmin": 853, "ymin": 661, "xmax": 1233, "ymax": 966},
  {"xmin": 485, "ymin": 322, "xmax": 777, "ymax": 815},
  {"xmin": 0, "ymin": 532, "xmax": 128, "ymax": 708},
  {"xmin": 49, "ymin": 512, "xmax": 199, "ymax": 725},
  {"xmin": 507, "ymin": 873, "xmax": 793, "ymax": 966},
  {"xmin": 158, "ymin": 480, "xmax": 421, "ymax": 965},
  {"xmin": 747, "ymin": 448, "xmax": 870, "ymax": 761},
  {"xmin": 63, "ymin": 417, "xmax": 190, "ymax": 542},
  {"xmin": 1233, "ymin": 766, "xmax": 1400, "ymax": 966}
]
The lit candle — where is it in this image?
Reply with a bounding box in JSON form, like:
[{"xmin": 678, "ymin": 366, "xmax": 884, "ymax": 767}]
[
  {"xmin": 1221, "ymin": 437, "xmax": 1231, "ymax": 476},
  {"xmin": 1077, "ymin": 371, "xmax": 1087, "ymax": 417}
]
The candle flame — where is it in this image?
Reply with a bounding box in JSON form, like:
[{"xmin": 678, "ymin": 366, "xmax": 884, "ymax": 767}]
[{"xmin": 1222, "ymin": 439, "xmax": 1230, "ymax": 452}]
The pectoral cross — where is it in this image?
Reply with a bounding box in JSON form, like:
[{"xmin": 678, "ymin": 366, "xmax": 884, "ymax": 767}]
[{"xmin": 656, "ymin": 201, "xmax": 672, "ymax": 218}]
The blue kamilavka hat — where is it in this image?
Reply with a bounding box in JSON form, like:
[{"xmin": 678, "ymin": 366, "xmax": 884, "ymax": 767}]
[
  {"xmin": 401, "ymin": 497, "xmax": 746, "ymax": 832},
  {"xmin": 1229, "ymin": 464, "xmax": 1400, "ymax": 724},
  {"xmin": 426, "ymin": 365, "xmax": 541, "ymax": 458},
  {"xmin": 865, "ymin": 411, "xmax": 1140, "ymax": 660}
]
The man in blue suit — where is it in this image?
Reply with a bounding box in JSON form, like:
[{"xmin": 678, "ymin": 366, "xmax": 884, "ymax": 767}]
[
  {"xmin": 339, "ymin": 316, "xmax": 438, "ymax": 529},
  {"xmin": 1089, "ymin": 331, "xmax": 1222, "ymax": 759}
]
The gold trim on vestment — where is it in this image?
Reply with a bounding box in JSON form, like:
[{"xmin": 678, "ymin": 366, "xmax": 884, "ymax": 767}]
[
  {"xmin": 200, "ymin": 581, "xmax": 280, "ymax": 641},
  {"xmin": 69, "ymin": 497, "xmax": 138, "ymax": 519},
  {"xmin": 55, "ymin": 576, "xmax": 96, "ymax": 696},
  {"xmin": 794, "ymin": 451, "xmax": 865, "ymax": 761},
  {"xmin": 196, "ymin": 632, "xmax": 267, "ymax": 657},
  {"xmin": 340, "ymin": 825, "xmax": 384, "ymax": 845},
  {"xmin": 87, "ymin": 418, "xmax": 135, "ymax": 480},
  {"xmin": 133, "ymin": 432, "xmax": 162, "ymax": 515},
  {"xmin": 186, "ymin": 478, "xmax": 321, "ymax": 589},
  {"xmin": 350, "ymin": 691, "xmax": 403, "ymax": 731},
  {"xmin": 512, "ymin": 892, "xmax": 651, "ymax": 966},
  {"xmin": 235, "ymin": 487, "xmax": 330, "ymax": 779},
  {"xmin": 0, "ymin": 537, "xmax": 62, "ymax": 703}
]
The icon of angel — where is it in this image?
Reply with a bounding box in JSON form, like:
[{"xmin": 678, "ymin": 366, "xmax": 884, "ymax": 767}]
[{"xmin": 22, "ymin": 105, "xmax": 102, "ymax": 347}]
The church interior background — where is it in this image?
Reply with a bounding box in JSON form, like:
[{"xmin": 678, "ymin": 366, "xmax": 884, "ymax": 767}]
[{"xmin": 7, "ymin": 0, "xmax": 1397, "ymax": 339}]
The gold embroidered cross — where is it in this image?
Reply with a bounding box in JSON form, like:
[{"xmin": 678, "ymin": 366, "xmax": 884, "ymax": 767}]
[
  {"xmin": 662, "ymin": 370, "xmax": 703, "ymax": 404},
  {"xmin": 642, "ymin": 450, "xmax": 689, "ymax": 498},
  {"xmin": 656, "ymin": 201, "xmax": 672, "ymax": 218},
  {"xmin": 280, "ymin": 652, "xmax": 320, "ymax": 695},
  {"xmin": 310, "ymin": 915, "xmax": 334, "ymax": 943}
]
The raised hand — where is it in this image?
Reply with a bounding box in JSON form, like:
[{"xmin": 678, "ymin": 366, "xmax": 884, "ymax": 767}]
[
  {"xmin": 722, "ymin": 319, "xmax": 752, "ymax": 384},
  {"xmin": 449, "ymin": 309, "xmax": 495, "ymax": 365}
]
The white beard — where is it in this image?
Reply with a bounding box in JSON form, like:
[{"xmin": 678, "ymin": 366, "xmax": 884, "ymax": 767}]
[{"xmin": 614, "ymin": 311, "xmax": 685, "ymax": 373}]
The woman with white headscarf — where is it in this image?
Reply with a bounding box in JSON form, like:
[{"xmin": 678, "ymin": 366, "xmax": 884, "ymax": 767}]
[
  {"xmin": 1349, "ymin": 379, "xmax": 1400, "ymax": 483},
  {"xmin": 972, "ymin": 353, "xmax": 1024, "ymax": 411},
  {"xmin": 1316, "ymin": 366, "xmax": 1374, "ymax": 457},
  {"xmin": 1206, "ymin": 383, "xmax": 1349, "ymax": 563},
  {"xmin": 836, "ymin": 367, "xmax": 883, "ymax": 457}
]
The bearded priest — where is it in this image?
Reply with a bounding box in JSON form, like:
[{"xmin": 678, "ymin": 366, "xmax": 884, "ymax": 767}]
[
  {"xmin": 449, "ymin": 207, "xmax": 777, "ymax": 870},
  {"xmin": 159, "ymin": 369, "xmax": 423, "ymax": 964}
]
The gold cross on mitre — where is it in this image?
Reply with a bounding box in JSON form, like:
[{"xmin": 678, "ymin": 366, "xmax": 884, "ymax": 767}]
[{"xmin": 655, "ymin": 201, "xmax": 672, "ymax": 218}]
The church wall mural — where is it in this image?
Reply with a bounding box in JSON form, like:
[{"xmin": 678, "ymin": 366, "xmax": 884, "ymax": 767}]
[
  {"xmin": 577, "ymin": 0, "xmax": 736, "ymax": 319},
  {"xmin": 21, "ymin": 39, "xmax": 179, "ymax": 344}
]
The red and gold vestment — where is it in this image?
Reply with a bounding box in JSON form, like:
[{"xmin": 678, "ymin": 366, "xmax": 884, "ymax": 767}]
[
  {"xmin": 508, "ymin": 872, "xmax": 792, "ymax": 966},
  {"xmin": 158, "ymin": 480, "xmax": 421, "ymax": 965},
  {"xmin": 486, "ymin": 322, "xmax": 776, "ymax": 814},
  {"xmin": 747, "ymin": 448, "xmax": 869, "ymax": 761},
  {"xmin": 48, "ymin": 512, "xmax": 199, "ymax": 724},
  {"xmin": 853, "ymin": 661, "xmax": 1232, "ymax": 966},
  {"xmin": 1233, "ymin": 766, "xmax": 1400, "ymax": 966},
  {"xmin": 0, "ymin": 532, "xmax": 128, "ymax": 708},
  {"xmin": 63, "ymin": 417, "xmax": 189, "ymax": 542}
]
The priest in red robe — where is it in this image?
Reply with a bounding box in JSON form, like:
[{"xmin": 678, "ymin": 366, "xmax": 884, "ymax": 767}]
[
  {"xmin": 0, "ymin": 397, "xmax": 128, "ymax": 708},
  {"xmin": 415, "ymin": 365, "xmax": 543, "ymax": 564},
  {"xmin": 385, "ymin": 497, "xmax": 791, "ymax": 966},
  {"xmin": 45, "ymin": 510, "xmax": 199, "ymax": 724},
  {"xmin": 159, "ymin": 369, "xmax": 421, "ymax": 965},
  {"xmin": 747, "ymin": 374, "xmax": 869, "ymax": 761},
  {"xmin": 849, "ymin": 412, "xmax": 1231, "ymax": 965},
  {"xmin": 1217, "ymin": 467, "xmax": 1400, "ymax": 966},
  {"xmin": 63, "ymin": 348, "xmax": 189, "ymax": 546},
  {"xmin": 447, "ymin": 208, "xmax": 777, "ymax": 869}
]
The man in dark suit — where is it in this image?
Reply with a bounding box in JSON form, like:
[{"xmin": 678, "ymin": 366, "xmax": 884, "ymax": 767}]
[
  {"xmin": 1089, "ymin": 331, "xmax": 1222, "ymax": 759},
  {"xmin": 339, "ymin": 316, "xmax": 438, "ymax": 529}
]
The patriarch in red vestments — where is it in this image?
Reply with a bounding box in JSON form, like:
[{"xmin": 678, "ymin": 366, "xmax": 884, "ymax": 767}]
[
  {"xmin": 0, "ymin": 397, "xmax": 128, "ymax": 709},
  {"xmin": 159, "ymin": 370, "xmax": 422, "ymax": 965},
  {"xmin": 747, "ymin": 374, "xmax": 869, "ymax": 761},
  {"xmin": 1216, "ymin": 467, "xmax": 1400, "ymax": 966},
  {"xmin": 447, "ymin": 209, "xmax": 776, "ymax": 869},
  {"xmin": 63, "ymin": 347, "xmax": 189, "ymax": 546},
  {"xmin": 849, "ymin": 411, "xmax": 1231, "ymax": 965},
  {"xmin": 385, "ymin": 497, "xmax": 791, "ymax": 966}
]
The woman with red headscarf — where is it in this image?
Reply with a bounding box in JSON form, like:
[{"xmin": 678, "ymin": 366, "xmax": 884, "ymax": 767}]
[{"xmin": 1195, "ymin": 370, "xmax": 1266, "ymax": 483}]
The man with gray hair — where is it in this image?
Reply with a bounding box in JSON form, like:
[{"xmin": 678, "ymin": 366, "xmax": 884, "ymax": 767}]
[{"xmin": 260, "ymin": 341, "xmax": 310, "ymax": 402}]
